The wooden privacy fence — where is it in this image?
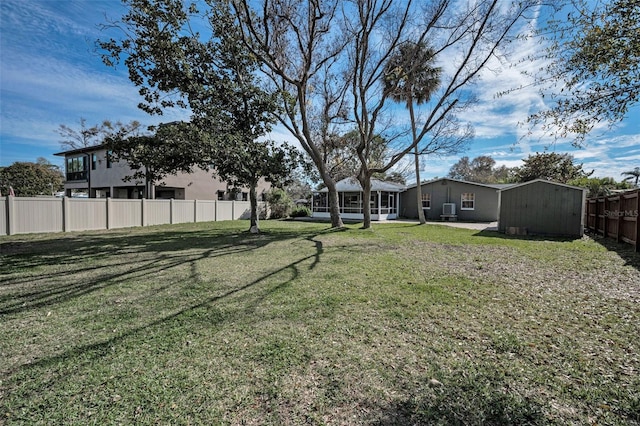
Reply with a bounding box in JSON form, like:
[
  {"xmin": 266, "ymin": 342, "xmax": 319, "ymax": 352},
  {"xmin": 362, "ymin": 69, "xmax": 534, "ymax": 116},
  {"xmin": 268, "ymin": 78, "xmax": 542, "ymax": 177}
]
[
  {"xmin": 0, "ymin": 197, "xmax": 263, "ymax": 236},
  {"xmin": 586, "ymin": 189, "xmax": 640, "ymax": 252}
]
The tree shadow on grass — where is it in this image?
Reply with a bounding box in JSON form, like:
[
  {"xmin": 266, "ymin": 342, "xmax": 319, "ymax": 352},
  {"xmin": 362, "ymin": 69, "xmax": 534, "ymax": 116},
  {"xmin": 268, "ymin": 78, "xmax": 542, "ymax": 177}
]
[
  {"xmin": 472, "ymin": 229, "xmax": 640, "ymax": 273},
  {"xmin": 581, "ymin": 230, "xmax": 640, "ymax": 272},
  {"xmin": 472, "ymin": 229, "xmax": 581, "ymax": 243},
  {"xmin": 1, "ymin": 226, "xmax": 328, "ymax": 389},
  {"xmin": 368, "ymin": 368, "xmax": 549, "ymax": 426},
  {"xmin": 0, "ymin": 224, "xmax": 327, "ymax": 316}
]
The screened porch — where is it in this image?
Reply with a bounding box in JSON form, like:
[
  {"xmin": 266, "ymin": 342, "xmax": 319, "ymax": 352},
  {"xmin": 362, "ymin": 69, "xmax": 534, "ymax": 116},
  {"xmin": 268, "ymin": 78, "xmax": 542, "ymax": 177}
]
[{"xmin": 312, "ymin": 178, "xmax": 404, "ymax": 221}]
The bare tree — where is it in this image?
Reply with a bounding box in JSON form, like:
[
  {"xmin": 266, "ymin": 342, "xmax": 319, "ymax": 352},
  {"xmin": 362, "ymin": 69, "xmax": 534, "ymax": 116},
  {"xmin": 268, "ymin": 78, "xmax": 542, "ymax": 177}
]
[
  {"xmin": 231, "ymin": 0, "xmax": 349, "ymax": 228},
  {"xmin": 230, "ymin": 0, "xmax": 540, "ymax": 228},
  {"xmin": 56, "ymin": 118, "xmax": 107, "ymax": 150},
  {"xmin": 56, "ymin": 118, "xmax": 142, "ymax": 150},
  {"xmin": 341, "ymin": 0, "xmax": 538, "ymax": 228}
]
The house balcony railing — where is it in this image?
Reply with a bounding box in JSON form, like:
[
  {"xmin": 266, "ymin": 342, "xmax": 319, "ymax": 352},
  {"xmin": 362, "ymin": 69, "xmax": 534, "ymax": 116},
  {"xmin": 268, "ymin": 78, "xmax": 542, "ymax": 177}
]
[{"xmin": 66, "ymin": 171, "xmax": 88, "ymax": 181}]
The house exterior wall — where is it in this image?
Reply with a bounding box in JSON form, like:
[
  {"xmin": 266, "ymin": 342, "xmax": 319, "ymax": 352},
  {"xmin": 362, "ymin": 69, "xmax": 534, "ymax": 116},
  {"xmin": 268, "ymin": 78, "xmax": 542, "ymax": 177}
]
[
  {"xmin": 498, "ymin": 180, "xmax": 586, "ymax": 237},
  {"xmin": 160, "ymin": 168, "xmax": 255, "ymax": 200},
  {"xmin": 401, "ymin": 179, "xmax": 500, "ymax": 221},
  {"xmin": 89, "ymin": 149, "xmax": 138, "ymax": 188},
  {"xmin": 57, "ymin": 147, "xmax": 270, "ymax": 200}
]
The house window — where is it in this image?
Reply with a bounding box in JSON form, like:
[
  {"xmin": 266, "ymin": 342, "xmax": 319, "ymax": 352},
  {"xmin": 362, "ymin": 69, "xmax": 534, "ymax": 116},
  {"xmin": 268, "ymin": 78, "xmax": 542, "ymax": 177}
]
[
  {"xmin": 421, "ymin": 193, "xmax": 431, "ymax": 209},
  {"xmin": 313, "ymin": 192, "xmax": 328, "ymax": 212},
  {"xmin": 91, "ymin": 154, "xmax": 97, "ymax": 170},
  {"xmin": 343, "ymin": 192, "xmax": 361, "ymax": 213},
  {"xmin": 217, "ymin": 190, "xmax": 225, "ymax": 200},
  {"xmin": 241, "ymin": 192, "xmax": 248, "ymax": 201},
  {"xmin": 461, "ymin": 192, "xmax": 475, "ymax": 210},
  {"xmin": 106, "ymin": 151, "xmax": 112, "ymax": 168},
  {"xmin": 370, "ymin": 192, "xmax": 378, "ymax": 213},
  {"xmin": 66, "ymin": 156, "xmax": 87, "ymax": 181}
]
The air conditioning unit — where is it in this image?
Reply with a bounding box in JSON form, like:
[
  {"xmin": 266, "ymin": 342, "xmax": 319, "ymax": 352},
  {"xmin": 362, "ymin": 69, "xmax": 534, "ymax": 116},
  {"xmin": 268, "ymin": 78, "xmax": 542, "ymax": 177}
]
[{"xmin": 442, "ymin": 203, "xmax": 456, "ymax": 215}]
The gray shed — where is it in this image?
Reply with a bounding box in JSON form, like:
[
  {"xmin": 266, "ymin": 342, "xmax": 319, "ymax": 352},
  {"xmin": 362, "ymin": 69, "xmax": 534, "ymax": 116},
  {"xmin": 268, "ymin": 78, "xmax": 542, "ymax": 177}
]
[{"xmin": 498, "ymin": 179, "xmax": 586, "ymax": 237}]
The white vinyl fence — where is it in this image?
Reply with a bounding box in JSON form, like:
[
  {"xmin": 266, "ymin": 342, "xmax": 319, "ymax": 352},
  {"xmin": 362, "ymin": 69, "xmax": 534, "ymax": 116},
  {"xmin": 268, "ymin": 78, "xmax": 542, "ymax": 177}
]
[{"xmin": 0, "ymin": 197, "xmax": 261, "ymax": 236}]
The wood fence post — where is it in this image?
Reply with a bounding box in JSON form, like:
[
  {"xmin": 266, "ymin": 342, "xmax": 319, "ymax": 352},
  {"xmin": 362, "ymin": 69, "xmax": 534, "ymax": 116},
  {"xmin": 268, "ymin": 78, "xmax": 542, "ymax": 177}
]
[
  {"xmin": 616, "ymin": 195, "xmax": 622, "ymax": 243},
  {"xmin": 170, "ymin": 199, "xmax": 174, "ymax": 224},
  {"xmin": 635, "ymin": 189, "xmax": 640, "ymax": 252},
  {"xmin": 599, "ymin": 198, "xmax": 605, "ymax": 235},
  {"xmin": 594, "ymin": 198, "xmax": 599, "ymax": 234},
  {"xmin": 604, "ymin": 196, "xmax": 609, "ymax": 238},
  {"xmin": 194, "ymin": 199, "xmax": 198, "ymax": 223}
]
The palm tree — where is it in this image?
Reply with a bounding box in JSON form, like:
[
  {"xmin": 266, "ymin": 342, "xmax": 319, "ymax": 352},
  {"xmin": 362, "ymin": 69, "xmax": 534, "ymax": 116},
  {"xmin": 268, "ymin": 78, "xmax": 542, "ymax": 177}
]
[
  {"xmin": 621, "ymin": 167, "xmax": 640, "ymax": 187},
  {"xmin": 383, "ymin": 41, "xmax": 441, "ymax": 224}
]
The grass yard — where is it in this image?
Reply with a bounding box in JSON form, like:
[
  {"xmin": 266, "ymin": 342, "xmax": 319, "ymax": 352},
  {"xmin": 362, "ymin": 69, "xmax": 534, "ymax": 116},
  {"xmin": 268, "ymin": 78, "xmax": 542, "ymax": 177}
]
[{"xmin": 1, "ymin": 220, "xmax": 639, "ymax": 425}]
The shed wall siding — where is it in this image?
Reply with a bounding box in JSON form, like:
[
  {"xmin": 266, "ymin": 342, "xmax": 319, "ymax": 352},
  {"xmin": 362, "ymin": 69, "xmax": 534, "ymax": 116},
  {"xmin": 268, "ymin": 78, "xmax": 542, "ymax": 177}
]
[{"xmin": 498, "ymin": 181, "xmax": 584, "ymax": 237}]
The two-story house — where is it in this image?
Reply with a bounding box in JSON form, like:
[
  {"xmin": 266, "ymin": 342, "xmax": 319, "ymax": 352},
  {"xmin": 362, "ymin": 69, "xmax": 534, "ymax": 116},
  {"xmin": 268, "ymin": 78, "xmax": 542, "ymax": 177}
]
[{"xmin": 55, "ymin": 145, "xmax": 270, "ymax": 200}]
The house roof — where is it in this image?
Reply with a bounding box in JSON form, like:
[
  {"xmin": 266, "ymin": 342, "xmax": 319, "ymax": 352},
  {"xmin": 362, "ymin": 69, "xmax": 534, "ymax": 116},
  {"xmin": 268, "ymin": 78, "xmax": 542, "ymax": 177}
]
[
  {"xmin": 317, "ymin": 177, "xmax": 406, "ymax": 193},
  {"xmin": 500, "ymin": 178, "xmax": 586, "ymax": 192},
  {"xmin": 403, "ymin": 177, "xmax": 514, "ymax": 191},
  {"xmin": 54, "ymin": 144, "xmax": 106, "ymax": 157}
]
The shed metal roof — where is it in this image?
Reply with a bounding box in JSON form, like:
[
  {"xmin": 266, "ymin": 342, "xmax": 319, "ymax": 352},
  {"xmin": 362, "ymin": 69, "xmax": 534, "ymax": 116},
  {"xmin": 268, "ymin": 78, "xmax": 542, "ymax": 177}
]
[{"xmin": 499, "ymin": 179, "xmax": 586, "ymax": 192}]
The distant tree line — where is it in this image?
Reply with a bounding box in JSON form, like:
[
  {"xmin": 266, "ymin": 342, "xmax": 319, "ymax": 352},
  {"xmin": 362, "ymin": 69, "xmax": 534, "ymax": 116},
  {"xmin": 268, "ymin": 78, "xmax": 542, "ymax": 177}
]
[
  {"xmin": 446, "ymin": 152, "xmax": 635, "ymax": 197},
  {"xmin": 0, "ymin": 158, "xmax": 64, "ymax": 197}
]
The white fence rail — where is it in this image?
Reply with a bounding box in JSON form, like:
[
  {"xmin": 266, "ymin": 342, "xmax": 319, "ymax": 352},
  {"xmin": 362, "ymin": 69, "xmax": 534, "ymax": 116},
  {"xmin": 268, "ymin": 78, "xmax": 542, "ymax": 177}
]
[{"xmin": 0, "ymin": 197, "xmax": 259, "ymax": 236}]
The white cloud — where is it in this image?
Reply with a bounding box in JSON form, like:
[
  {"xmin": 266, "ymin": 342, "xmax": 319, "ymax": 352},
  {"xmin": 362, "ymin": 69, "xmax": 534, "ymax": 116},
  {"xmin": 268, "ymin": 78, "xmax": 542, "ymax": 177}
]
[{"xmin": 2, "ymin": 48, "xmax": 189, "ymax": 151}]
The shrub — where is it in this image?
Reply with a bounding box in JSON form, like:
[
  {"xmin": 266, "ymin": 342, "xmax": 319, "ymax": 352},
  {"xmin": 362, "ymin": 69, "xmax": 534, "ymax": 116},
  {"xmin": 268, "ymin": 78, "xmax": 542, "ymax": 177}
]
[
  {"xmin": 290, "ymin": 206, "xmax": 311, "ymax": 218},
  {"xmin": 265, "ymin": 188, "xmax": 293, "ymax": 219}
]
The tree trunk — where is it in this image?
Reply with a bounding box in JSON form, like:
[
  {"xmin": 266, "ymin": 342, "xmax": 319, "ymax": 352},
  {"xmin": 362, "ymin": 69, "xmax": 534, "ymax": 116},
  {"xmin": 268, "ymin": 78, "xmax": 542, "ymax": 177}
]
[
  {"xmin": 249, "ymin": 182, "xmax": 259, "ymax": 233},
  {"xmin": 358, "ymin": 173, "xmax": 372, "ymax": 229},
  {"xmin": 325, "ymin": 181, "xmax": 344, "ymax": 228},
  {"xmin": 318, "ymin": 164, "xmax": 343, "ymax": 227},
  {"xmin": 406, "ymin": 99, "xmax": 426, "ymax": 225},
  {"xmin": 362, "ymin": 180, "xmax": 372, "ymax": 229},
  {"xmin": 145, "ymin": 175, "xmax": 154, "ymax": 199},
  {"xmin": 414, "ymin": 145, "xmax": 426, "ymax": 224}
]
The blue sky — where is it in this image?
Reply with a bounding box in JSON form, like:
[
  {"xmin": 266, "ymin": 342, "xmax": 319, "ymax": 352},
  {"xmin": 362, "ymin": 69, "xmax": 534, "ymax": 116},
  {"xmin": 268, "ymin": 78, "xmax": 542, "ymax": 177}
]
[{"xmin": 1, "ymin": 0, "xmax": 639, "ymax": 181}]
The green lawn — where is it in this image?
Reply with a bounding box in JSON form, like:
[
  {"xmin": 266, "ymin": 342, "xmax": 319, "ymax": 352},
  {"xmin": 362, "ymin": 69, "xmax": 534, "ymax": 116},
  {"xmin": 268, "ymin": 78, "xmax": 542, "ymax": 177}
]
[{"xmin": 1, "ymin": 220, "xmax": 638, "ymax": 425}]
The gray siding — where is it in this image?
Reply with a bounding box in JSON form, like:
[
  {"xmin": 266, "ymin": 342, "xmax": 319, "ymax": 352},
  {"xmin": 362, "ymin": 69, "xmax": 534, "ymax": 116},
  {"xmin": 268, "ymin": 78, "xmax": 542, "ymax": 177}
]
[
  {"xmin": 401, "ymin": 179, "xmax": 500, "ymax": 221},
  {"xmin": 498, "ymin": 181, "xmax": 585, "ymax": 237}
]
